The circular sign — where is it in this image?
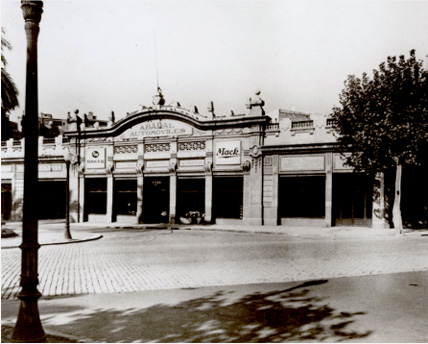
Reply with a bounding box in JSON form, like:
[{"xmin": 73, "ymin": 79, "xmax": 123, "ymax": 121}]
[{"xmin": 92, "ymin": 151, "xmax": 99, "ymax": 158}]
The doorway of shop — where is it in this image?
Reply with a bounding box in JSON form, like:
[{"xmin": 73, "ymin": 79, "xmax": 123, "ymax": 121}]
[
  {"xmin": 213, "ymin": 176, "xmax": 243, "ymax": 221},
  {"xmin": 1, "ymin": 183, "xmax": 12, "ymax": 221},
  {"xmin": 332, "ymin": 173, "xmax": 372, "ymax": 226},
  {"xmin": 142, "ymin": 177, "xmax": 170, "ymax": 223},
  {"xmin": 278, "ymin": 175, "xmax": 325, "ymax": 226},
  {"xmin": 38, "ymin": 180, "xmax": 66, "ymax": 219},
  {"xmin": 177, "ymin": 178, "xmax": 205, "ymax": 223}
]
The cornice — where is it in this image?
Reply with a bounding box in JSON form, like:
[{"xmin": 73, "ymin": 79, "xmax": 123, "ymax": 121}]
[
  {"xmin": 262, "ymin": 142, "xmax": 339, "ymax": 155},
  {"xmin": 65, "ymin": 109, "xmax": 269, "ymax": 139}
]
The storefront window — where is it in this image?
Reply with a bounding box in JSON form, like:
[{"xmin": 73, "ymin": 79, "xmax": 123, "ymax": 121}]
[
  {"xmin": 177, "ymin": 178, "xmax": 205, "ymax": 218},
  {"xmin": 114, "ymin": 179, "xmax": 137, "ymax": 216},
  {"xmin": 142, "ymin": 177, "xmax": 169, "ymax": 223},
  {"xmin": 38, "ymin": 181, "xmax": 66, "ymax": 219},
  {"xmin": 333, "ymin": 173, "xmax": 372, "ymax": 224},
  {"xmin": 85, "ymin": 178, "xmax": 107, "ymax": 214},
  {"xmin": 213, "ymin": 177, "xmax": 243, "ymax": 219},
  {"xmin": 279, "ymin": 176, "xmax": 325, "ymax": 218},
  {"xmin": 1, "ymin": 184, "xmax": 12, "ymax": 221}
]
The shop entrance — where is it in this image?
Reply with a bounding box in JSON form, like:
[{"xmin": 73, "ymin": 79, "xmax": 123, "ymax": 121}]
[
  {"xmin": 213, "ymin": 176, "xmax": 243, "ymax": 220},
  {"xmin": 332, "ymin": 173, "xmax": 372, "ymax": 226},
  {"xmin": 113, "ymin": 179, "xmax": 137, "ymax": 220},
  {"xmin": 1, "ymin": 183, "xmax": 12, "ymax": 221},
  {"xmin": 142, "ymin": 177, "xmax": 170, "ymax": 223},
  {"xmin": 38, "ymin": 181, "xmax": 66, "ymax": 219},
  {"xmin": 278, "ymin": 175, "xmax": 325, "ymax": 225},
  {"xmin": 177, "ymin": 178, "xmax": 205, "ymax": 220},
  {"xmin": 84, "ymin": 178, "xmax": 107, "ymax": 221}
]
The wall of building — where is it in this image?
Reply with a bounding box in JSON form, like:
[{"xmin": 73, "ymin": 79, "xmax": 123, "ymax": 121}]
[{"xmin": 2, "ymin": 105, "xmax": 407, "ymax": 228}]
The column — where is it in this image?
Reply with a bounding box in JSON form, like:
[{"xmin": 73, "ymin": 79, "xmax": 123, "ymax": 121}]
[
  {"xmin": 169, "ymin": 140, "xmax": 177, "ymax": 224},
  {"xmin": 325, "ymin": 152, "xmax": 333, "ymax": 227},
  {"xmin": 106, "ymin": 174, "xmax": 114, "ymax": 222},
  {"xmin": 204, "ymin": 141, "xmax": 213, "ymax": 223},
  {"xmin": 78, "ymin": 173, "xmax": 85, "ymax": 222},
  {"xmin": 69, "ymin": 163, "xmax": 79, "ymax": 223},
  {"xmin": 169, "ymin": 174, "xmax": 177, "ymax": 224},
  {"xmin": 136, "ymin": 173, "xmax": 144, "ymax": 223},
  {"xmin": 136, "ymin": 144, "xmax": 145, "ymax": 223},
  {"xmin": 204, "ymin": 171, "xmax": 213, "ymax": 223},
  {"xmin": 243, "ymin": 156, "xmax": 263, "ymax": 225},
  {"xmin": 263, "ymin": 155, "xmax": 278, "ymax": 226}
]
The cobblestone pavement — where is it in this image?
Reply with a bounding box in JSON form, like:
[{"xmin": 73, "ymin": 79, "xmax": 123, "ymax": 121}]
[{"xmin": 2, "ymin": 229, "xmax": 428, "ymax": 300}]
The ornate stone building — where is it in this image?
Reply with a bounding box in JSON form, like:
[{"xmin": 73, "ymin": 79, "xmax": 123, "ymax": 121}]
[{"xmin": 2, "ymin": 92, "xmax": 389, "ymax": 228}]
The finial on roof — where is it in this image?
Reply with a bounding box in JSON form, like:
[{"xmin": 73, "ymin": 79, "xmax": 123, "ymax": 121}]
[
  {"xmin": 207, "ymin": 101, "xmax": 215, "ymax": 118},
  {"xmin": 152, "ymin": 87, "xmax": 165, "ymax": 106},
  {"xmin": 246, "ymin": 90, "xmax": 265, "ymax": 116}
]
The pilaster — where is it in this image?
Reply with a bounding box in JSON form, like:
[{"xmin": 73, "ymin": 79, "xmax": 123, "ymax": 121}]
[
  {"xmin": 69, "ymin": 164, "xmax": 79, "ymax": 223},
  {"xmin": 204, "ymin": 165, "xmax": 213, "ymax": 223},
  {"xmin": 106, "ymin": 173, "xmax": 114, "ymax": 222},
  {"xmin": 263, "ymin": 155, "xmax": 279, "ymax": 226},
  {"xmin": 169, "ymin": 174, "xmax": 177, "ymax": 224},
  {"xmin": 325, "ymin": 152, "xmax": 333, "ymax": 227},
  {"xmin": 78, "ymin": 172, "xmax": 85, "ymax": 222},
  {"xmin": 243, "ymin": 155, "xmax": 263, "ymax": 225},
  {"xmin": 169, "ymin": 140, "xmax": 177, "ymax": 224}
]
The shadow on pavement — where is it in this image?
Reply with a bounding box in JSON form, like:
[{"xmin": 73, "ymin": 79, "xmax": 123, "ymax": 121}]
[{"xmin": 36, "ymin": 280, "xmax": 372, "ymax": 343}]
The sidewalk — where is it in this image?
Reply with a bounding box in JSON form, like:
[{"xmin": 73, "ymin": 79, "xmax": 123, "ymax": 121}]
[
  {"xmin": 1, "ymin": 221, "xmax": 103, "ymax": 249},
  {"xmin": 2, "ymin": 271, "xmax": 428, "ymax": 343},
  {"xmin": 2, "ymin": 220, "xmax": 427, "ymax": 248}
]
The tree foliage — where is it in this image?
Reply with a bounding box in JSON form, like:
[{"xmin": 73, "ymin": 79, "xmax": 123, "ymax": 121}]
[
  {"xmin": 1, "ymin": 28, "xmax": 20, "ymax": 115},
  {"xmin": 331, "ymin": 50, "xmax": 428, "ymax": 173},
  {"xmin": 2, "ymin": 28, "xmax": 20, "ymax": 141}
]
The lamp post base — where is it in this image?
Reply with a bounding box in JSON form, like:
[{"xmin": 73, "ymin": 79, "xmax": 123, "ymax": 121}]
[{"xmin": 11, "ymin": 297, "xmax": 46, "ymax": 343}]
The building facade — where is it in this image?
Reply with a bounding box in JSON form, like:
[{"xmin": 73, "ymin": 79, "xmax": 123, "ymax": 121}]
[{"xmin": 1, "ymin": 95, "xmax": 387, "ymax": 228}]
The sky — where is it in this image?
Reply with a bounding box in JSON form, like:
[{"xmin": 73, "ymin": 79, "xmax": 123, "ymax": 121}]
[{"xmin": 2, "ymin": 0, "xmax": 428, "ymax": 122}]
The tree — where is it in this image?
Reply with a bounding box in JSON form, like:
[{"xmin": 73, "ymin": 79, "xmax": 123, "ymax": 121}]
[
  {"xmin": 2, "ymin": 28, "xmax": 20, "ymax": 141},
  {"xmin": 331, "ymin": 50, "xmax": 428, "ymax": 232}
]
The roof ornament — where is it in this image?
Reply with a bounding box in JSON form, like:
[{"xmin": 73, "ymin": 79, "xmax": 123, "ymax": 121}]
[
  {"xmin": 207, "ymin": 101, "xmax": 215, "ymax": 119},
  {"xmin": 152, "ymin": 87, "xmax": 165, "ymax": 107},
  {"xmin": 246, "ymin": 90, "xmax": 265, "ymax": 116}
]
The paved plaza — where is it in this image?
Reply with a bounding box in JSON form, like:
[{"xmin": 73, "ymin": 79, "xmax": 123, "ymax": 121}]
[
  {"xmin": 2, "ymin": 226, "xmax": 428, "ymax": 300},
  {"xmin": 2, "ymin": 225, "xmax": 428, "ymax": 342}
]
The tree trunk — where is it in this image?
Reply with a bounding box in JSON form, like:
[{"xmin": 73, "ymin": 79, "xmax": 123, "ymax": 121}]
[{"xmin": 392, "ymin": 162, "xmax": 403, "ymax": 234}]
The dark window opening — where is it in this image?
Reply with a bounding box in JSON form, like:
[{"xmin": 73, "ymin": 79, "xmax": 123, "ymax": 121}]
[
  {"xmin": 177, "ymin": 178, "xmax": 205, "ymax": 218},
  {"xmin": 37, "ymin": 181, "xmax": 66, "ymax": 219},
  {"xmin": 85, "ymin": 178, "xmax": 107, "ymax": 216},
  {"xmin": 333, "ymin": 173, "xmax": 373, "ymax": 225},
  {"xmin": 213, "ymin": 177, "xmax": 243, "ymax": 219},
  {"xmin": 1, "ymin": 184, "xmax": 12, "ymax": 221},
  {"xmin": 142, "ymin": 177, "xmax": 169, "ymax": 223},
  {"xmin": 279, "ymin": 176, "xmax": 325, "ymax": 218},
  {"xmin": 114, "ymin": 179, "xmax": 137, "ymax": 216}
]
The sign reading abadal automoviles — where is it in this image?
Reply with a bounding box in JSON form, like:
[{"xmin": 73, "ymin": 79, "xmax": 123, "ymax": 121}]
[
  {"xmin": 85, "ymin": 148, "xmax": 106, "ymax": 169},
  {"xmin": 120, "ymin": 120, "xmax": 193, "ymax": 139},
  {"xmin": 215, "ymin": 140, "xmax": 241, "ymax": 165}
]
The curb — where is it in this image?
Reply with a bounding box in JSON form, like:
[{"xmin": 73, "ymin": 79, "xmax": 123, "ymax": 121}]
[
  {"xmin": 1, "ymin": 235, "xmax": 103, "ymax": 250},
  {"xmin": 187, "ymin": 226, "xmax": 428, "ymax": 238}
]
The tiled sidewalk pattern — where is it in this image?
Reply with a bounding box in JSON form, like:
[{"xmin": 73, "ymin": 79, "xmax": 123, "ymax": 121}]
[{"xmin": 2, "ymin": 231, "xmax": 428, "ymax": 300}]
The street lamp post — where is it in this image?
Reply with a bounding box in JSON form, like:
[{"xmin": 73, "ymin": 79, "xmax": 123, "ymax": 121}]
[
  {"xmin": 12, "ymin": 1, "xmax": 45, "ymax": 342},
  {"xmin": 64, "ymin": 151, "xmax": 72, "ymax": 240}
]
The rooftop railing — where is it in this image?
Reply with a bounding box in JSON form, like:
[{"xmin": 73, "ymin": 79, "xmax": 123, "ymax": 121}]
[
  {"xmin": 43, "ymin": 138, "xmax": 56, "ymax": 145},
  {"xmin": 291, "ymin": 120, "xmax": 314, "ymax": 129},
  {"xmin": 266, "ymin": 122, "xmax": 279, "ymax": 131},
  {"xmin": 326, "ymin": 118, "xmax": 337, "ymax": 127}
]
